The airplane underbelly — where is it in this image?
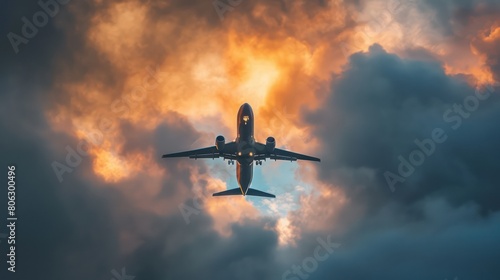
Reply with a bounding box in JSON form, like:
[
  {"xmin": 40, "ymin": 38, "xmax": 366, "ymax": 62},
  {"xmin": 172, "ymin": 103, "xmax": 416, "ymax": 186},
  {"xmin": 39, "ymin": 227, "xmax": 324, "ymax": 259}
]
[{"xmin": 236, "ymin": 163, "xmax": 253, "ymax": 194}]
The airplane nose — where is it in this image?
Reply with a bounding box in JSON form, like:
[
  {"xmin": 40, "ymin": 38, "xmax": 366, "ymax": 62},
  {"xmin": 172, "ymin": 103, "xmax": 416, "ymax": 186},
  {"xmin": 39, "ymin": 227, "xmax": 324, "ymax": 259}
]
[{"xmin": 242, "ymin": 103, "xmax": 252, "ymax": 114}]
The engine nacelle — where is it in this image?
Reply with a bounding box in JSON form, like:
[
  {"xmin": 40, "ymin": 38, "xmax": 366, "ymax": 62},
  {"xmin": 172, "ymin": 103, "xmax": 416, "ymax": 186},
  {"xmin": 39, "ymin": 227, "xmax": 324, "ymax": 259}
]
[
  {"xmin": 266, "ymin": 136, "xmax": 276, "ymax": 152},
  {"xmin": 215, "ymin": 135, "xmax": 225, "ymax": 151}
]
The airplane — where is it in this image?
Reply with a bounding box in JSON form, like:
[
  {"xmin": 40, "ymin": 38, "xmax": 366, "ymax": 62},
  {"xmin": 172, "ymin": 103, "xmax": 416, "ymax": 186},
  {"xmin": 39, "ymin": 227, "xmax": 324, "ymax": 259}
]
[{"xmin": 162, "ymin": 103, "xmax": 320, "ymax": 198}]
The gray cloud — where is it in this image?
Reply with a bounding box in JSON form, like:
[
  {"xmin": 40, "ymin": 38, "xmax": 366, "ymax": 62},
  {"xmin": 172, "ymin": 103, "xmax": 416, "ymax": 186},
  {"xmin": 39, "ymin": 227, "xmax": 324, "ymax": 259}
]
[
  {"xmin": 310, "ymin": 44, "xmax": 500, "ymax": 210},
  {"xmin": 302, "ymin": 44, "xmax": 500, "ymax": 279}
]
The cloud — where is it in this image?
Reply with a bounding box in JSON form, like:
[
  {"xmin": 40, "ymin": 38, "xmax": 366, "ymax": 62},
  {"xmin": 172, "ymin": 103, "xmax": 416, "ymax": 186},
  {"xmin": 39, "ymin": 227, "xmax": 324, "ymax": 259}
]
[
  {"xmin": 295, "ymin": 44, "xmax": 500, "ymax": 279},
  {"xmin": 309, "ymin": 44, "xmax": 500, "ymax": 208},
  {"xmin": 2, "ymin": 0, "xmax": 500, "ymax": 279},
  {"xmin": 0, "ymin": 80, "xmax": 283, "ymax": 279}
]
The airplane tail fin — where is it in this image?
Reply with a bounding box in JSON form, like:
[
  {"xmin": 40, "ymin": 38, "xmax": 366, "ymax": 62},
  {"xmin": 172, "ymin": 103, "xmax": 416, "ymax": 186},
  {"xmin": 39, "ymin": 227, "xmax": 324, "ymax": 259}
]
[
  {"xmin": 246, "ymin": 188, "xmax": 275, "ymax": 198},
  {"xmin": 212, "ymin": 188, "xmax": 275, "ymax": 198},
  {"xmin": 213, "ymin": 188, "xmax": 243, "ymax": 196}
]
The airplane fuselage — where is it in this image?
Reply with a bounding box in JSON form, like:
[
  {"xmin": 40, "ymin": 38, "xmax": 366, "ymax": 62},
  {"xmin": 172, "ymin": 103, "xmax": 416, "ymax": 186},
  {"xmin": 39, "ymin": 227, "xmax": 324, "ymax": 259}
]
[{"xmin": 235, "ymin": 103, "xmax": 255, "ymax": 195}]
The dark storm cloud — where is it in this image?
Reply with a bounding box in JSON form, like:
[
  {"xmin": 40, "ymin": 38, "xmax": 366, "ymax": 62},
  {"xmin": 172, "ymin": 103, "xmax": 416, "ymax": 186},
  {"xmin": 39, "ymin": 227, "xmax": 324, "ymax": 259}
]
[
  {"xmin": 323, "ymin": 202, "xmax": 500, "ymax": 279},
  {"xmin": 129, "ymin": 218, "xmax": 280, "ymax": 280},
  {"xmin": 0, "ymin": 0, "xmax": 69, "ymax": 98},
  {"xmin": 421, "ymin": 0, "xmax": 500, "ymax": 32},
  {"xmin": 291, "ymin": 198, "xmax": 500, "ymax": 279},
  {"xmin": 300, "ymin": 44, "xmax": 500, "ymax": 279},
  {"xmin": 309, "ymin": 44, "xmax": 500, "ymax": 210},
  {"xmin": 0, "ymin": 75, "xmax": 122, "ymax": 280},
  {"xmin": 1, "ymin": 2, "xmax": 85, "ymax": 277}
]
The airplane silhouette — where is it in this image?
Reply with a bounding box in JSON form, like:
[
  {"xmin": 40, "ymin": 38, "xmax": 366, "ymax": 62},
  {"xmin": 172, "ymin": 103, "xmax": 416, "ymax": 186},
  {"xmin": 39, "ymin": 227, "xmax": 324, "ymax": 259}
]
[{"xmin": 162, "ymin": 103, "xmax": 320, "ymax": 198}]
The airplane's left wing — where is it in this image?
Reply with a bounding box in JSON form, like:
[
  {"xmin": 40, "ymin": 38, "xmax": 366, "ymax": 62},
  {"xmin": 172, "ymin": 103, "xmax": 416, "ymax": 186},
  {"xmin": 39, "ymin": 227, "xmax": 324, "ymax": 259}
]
[
  {"xmin": 254, "ymin": 143, "xmax": 320, "ymax": 162},
  {"xmin": 162, "ymin": 142, "xmax": 237, "ymax": 160}
]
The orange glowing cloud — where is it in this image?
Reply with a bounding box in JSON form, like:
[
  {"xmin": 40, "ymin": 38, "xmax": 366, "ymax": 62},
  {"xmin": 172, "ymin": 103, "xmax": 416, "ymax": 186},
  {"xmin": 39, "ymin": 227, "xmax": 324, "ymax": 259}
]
[
  {"xmin": 471, "ymin": 24, "xmax": 500, "ymax": 83},
  {"xmin": 50, "ymin": 0, "xmax": 356, "ymax": 186}
]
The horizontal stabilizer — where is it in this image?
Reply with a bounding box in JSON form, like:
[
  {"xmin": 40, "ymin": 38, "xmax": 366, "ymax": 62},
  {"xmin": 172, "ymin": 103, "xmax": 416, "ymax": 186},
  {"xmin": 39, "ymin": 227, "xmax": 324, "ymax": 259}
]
[
  {"xmin": 213, "ymin": 188, "xmax": 243, "ymax": 196},
  {"xmin": 246, "ymin": 188, "xmax": 275, "ymax": 198}
]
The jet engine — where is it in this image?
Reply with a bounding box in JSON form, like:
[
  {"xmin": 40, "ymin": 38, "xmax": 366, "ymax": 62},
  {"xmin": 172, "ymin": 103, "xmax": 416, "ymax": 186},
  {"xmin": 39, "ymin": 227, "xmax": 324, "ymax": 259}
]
[
  {"xmin": 266, "ymin": 136, "xmax": 276, "ymax": 152},
  {"xmin": 215, "ymin": 135, "xmax": 225, "ymax": 151}
]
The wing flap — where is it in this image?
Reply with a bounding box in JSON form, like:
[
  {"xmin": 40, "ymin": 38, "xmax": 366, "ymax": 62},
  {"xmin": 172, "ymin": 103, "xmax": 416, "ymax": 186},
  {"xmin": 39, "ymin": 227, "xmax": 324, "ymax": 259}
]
[
  {"xmin": 254, "ymin": 155, "xmax": 297, "ymax": 161},
  {"xmin": 188, "ymin": 154, "xmax": 220, "ymax": 159}
]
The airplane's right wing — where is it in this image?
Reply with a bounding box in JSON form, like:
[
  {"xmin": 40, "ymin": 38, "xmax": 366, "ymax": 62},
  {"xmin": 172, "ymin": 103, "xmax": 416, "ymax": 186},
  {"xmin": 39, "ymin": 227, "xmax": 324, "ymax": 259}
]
[{"xmin": 254, "ymin": 143, "xmax": 320, "ymax": 162}]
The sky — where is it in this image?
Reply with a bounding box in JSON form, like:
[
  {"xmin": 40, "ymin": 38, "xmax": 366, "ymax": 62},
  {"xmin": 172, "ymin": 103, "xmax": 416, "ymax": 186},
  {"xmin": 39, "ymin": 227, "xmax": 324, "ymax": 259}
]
[{"xmin": 1, "ymin": 0, "xmax": 500, "ymax": 279}]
